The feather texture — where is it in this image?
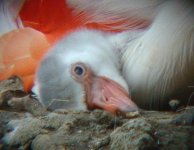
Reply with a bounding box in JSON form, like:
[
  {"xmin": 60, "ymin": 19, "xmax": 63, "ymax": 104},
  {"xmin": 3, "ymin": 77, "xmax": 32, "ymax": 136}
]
[
  {"xmin": 121, "ymin": 0, "xmax": 194, "ymax": 109},
  {"xmin": 66, "ymin": 0, "xmax": 163, "ymax": 31}
]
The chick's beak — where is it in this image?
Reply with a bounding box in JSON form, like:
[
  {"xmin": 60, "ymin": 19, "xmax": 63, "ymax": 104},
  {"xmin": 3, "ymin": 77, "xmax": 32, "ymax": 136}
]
[{"xmin": 86, "ymin": 76, "xmax": 138, "ymax": 114}]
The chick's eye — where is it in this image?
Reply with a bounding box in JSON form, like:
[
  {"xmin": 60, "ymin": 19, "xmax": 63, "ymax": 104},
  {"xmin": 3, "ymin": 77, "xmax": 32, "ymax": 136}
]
[
  {"xmin": 74, "ymin": 66, "xmax": 84, "ymax": 76},
  {"xmin": 71, "ymin": 63, "xmax": 86, "ymax": 78},
  {"xmin": 71, "ymin": 63, "xmax": 87, "ymax": 79}
]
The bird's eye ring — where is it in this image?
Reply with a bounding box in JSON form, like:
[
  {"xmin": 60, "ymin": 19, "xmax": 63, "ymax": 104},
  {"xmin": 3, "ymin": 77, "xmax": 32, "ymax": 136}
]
[{"xmin": 71, "ymin": 63, "xmax": 86, "ymax": 78}]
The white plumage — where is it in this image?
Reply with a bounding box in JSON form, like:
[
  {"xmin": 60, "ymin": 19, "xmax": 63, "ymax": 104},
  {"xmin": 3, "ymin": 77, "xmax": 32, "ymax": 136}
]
[{"xmin": 121, "ymin": 0, "xmax": 194, "ymax": 109}]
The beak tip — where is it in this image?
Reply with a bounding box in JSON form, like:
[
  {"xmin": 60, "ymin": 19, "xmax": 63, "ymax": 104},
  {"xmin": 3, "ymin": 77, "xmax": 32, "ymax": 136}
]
[
  {"xmin": 118, "ymin": 105, "xmax": 139, "ymax": 117},
  {"xmin": 125, "ymin": 110, "xmax": 140, "ymax": 118}
]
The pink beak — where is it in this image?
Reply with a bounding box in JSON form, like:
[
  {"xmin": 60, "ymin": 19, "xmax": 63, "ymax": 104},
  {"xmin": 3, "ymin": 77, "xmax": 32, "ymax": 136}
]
[{"xmin": 85, "ymin": 76, "xmax": 138, "ymax": 114}]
